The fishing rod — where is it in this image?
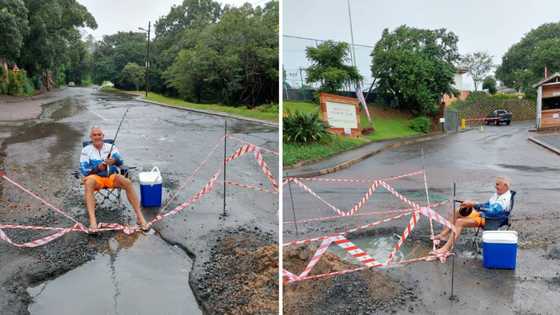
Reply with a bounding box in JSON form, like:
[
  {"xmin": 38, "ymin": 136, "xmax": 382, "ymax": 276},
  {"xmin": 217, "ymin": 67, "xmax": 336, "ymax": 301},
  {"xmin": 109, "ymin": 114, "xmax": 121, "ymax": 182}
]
[{"xmin": 105, "ymin": 107, "xmax": 130, "ymax": 174}]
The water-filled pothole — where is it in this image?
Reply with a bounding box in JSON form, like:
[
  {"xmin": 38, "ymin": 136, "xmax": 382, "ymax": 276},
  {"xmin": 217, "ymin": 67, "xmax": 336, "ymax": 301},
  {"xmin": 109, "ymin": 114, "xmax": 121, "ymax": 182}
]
[
  {"xmin": 27, "ymin": 233, "xmax": 201, "ymax": 315},
  {"xmin": 328, "ymin": 235, "xmax": 430, "ymax": 264}
]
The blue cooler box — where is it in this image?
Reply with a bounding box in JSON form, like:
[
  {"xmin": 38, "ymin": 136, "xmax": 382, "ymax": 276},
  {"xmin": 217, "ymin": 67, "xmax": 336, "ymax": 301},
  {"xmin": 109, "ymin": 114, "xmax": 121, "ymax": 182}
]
[
  {"xmin": 139, "ymin": 167, "xmax": 163, "ymax": 207},
  {"xmin": 482, "ymin": 230, "xmax": 518, "ymax": 269}
]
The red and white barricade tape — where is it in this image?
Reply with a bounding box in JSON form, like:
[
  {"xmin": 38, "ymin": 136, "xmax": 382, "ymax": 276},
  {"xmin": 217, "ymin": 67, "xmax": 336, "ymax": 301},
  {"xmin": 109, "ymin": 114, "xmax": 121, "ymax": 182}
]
[
  {"xmin": 283, "ymin": 178, "xmax": 456, "ymax": 283},
  {"xmin": 298, "ymin": 237, "xmax": 336, "ymax": 278},
  {"xmin": 0, "ymin": 142, "xmax": 277, "ymax": 248},
  {"xmin": 287, "ymin": 170, "xmax": 424, "ymax": 184},
  {"xmin": 334, "ymin": 235, "xmax": 380, "ymax": 267},
  {"xmin": 223, "ymin": 180, "xmax": 276, "ymax": 193},
  {"xmin": 227, "ymin": 135, "xmax": 279, "ymax": 156},
  {"xmin": 284, "ymin": 200, "xmax": 448, "ymax": 225}
]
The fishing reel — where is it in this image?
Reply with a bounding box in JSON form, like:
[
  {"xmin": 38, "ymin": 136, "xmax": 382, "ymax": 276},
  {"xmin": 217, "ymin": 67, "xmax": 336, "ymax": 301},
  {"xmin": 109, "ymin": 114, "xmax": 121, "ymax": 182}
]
[{"xmin": 454, "ymin": 199, "xmax": 473, "ymax": 217}]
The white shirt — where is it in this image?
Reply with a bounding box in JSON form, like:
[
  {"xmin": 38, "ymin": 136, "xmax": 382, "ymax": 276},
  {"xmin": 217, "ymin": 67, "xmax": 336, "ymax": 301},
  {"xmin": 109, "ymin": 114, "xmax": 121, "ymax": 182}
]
[{"xmin": 488, "ymin": 190, "xmax": 512, "ymax": 212}]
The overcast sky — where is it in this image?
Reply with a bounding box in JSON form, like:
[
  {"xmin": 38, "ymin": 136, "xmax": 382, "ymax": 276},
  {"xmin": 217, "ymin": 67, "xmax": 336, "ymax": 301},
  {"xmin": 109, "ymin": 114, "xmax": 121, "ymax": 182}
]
[
  {"xmin": 283, "ymin": 0, "xmax": 560, "ymax": 90},
  {"xmin": 78, "ymin": 0, "xmax": 269, "ymax": 39}
]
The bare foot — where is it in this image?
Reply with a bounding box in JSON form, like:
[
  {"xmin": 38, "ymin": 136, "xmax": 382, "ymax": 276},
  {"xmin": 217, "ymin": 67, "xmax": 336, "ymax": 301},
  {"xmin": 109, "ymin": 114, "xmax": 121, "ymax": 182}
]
[
  {"xmin": 88, "ymin": 223, "xmax": 99, "ymax": 234},
  {"xmin": 137, "ymin": 220, "xmax": 150, "ymax": 232}
]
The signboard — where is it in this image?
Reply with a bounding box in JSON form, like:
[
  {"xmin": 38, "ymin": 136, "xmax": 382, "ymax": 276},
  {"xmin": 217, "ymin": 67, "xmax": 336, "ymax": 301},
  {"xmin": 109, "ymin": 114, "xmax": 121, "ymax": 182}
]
[
  {"xmin": 319, "ymin": 93, "xmax": 361, "ymax": 137},
  {"xmin": 325, "ymin": 101, "xmax": 358, "ymax": 129}
]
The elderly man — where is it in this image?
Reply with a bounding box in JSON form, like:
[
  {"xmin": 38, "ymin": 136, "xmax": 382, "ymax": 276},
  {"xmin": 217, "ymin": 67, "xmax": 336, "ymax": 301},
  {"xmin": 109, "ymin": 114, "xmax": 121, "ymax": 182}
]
[
  {"xmin": 80, "ymin": 127, "xmax": 149, "ymax": 232},
  {"xmin": 432, "ymin": 176, "xmax": 513, "ymax": 255}
]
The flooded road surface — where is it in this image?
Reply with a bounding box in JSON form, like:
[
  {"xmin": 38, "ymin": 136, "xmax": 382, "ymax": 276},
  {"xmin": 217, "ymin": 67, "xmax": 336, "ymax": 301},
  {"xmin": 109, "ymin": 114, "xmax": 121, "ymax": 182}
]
[
  {"xmin": 27, "ymin": 234, "xmax": 201, "ymax": 315},
  {"xmin": 283, "ymin": 122, "xmax": 560, "ymax": 314},
  {"xmin": 0, "ymin": 87, "xmax": 278, "ymax": 314}
]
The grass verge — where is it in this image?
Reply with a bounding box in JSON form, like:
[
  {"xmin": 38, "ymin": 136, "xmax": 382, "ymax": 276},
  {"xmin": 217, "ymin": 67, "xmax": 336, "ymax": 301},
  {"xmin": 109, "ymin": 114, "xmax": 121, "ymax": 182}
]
[
  {"xmin": 283, "ymin": 101, "xmax": 421, "ymax": 166},
  {"xmin": 283, "ymin": 135, "xmax": 367, "ymax": 167},
  {"xmin": 101, "ymin": 87, "xmax": 278, "ymax": 122}
]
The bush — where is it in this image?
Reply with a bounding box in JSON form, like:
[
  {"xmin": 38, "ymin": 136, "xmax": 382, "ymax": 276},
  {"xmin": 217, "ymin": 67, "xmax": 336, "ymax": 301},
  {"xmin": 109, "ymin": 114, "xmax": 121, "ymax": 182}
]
[
  {"xmin": 254, "ymin": 103, "xmax": 278, "ymax": 114},
  {"xmin": 283, "ymin": 111, "xmax": 329, "ymax": 144},
  {"xmin": 451, "ymin": 92, "xmax": 535, "ymax": 121},
  {"xmin": 409, "ymin": 116, "xmax": 431, "ymax": 133},
  {"xmin": 0, "ymin": 69, "xmax": 35, "ymax": 96}
]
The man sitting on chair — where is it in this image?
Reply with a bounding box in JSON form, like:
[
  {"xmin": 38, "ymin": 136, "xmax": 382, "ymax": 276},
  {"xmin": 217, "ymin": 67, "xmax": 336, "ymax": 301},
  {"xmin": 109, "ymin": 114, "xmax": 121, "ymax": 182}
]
[
  {"xmin": 80, "ymin": 127, "xmax": 149, "ymax": 232},
  {"xmin": 432, "ymin": 176, "xmax": 512, "ymax": 255}
]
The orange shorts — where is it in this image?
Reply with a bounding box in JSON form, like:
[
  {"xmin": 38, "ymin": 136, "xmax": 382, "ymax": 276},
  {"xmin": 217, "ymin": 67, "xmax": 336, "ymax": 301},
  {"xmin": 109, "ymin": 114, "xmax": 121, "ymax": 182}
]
[
  {"xmin": 85, "ymin": 174, "xmax": 117, "ymax": 190},
  {"xmin": 467, "ymin": 210, "xmax": 485, "ymax": 227}
]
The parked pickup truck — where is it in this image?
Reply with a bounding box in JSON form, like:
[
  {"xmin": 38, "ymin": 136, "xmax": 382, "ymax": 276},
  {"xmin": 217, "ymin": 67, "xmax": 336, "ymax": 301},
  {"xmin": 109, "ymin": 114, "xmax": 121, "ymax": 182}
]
[{"xmin": 486, "ymin": 109, "xmax": 512, "ymax": 125}]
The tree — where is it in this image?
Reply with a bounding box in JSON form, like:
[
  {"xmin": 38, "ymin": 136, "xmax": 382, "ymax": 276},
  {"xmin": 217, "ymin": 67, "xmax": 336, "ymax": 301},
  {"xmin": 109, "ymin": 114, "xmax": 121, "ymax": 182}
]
[
  {"xmin": 153, "ymin": 0, "xmax": 222, "ymax": 94},
  {"xmin": 305, "ymin": 40, "xmax": 361, "ymax": 93},
  {"xmin": 371, "ymin": 25, "xmax": 459, "ymax": 115},
  {"xmin": 0, "ymin": 0, "xmax": 29, "ymax": 79},
  {"xmin": 496, "ymin": 22, "xmax": 560, "ymax": 94},
  {"xmin": 17, "ymin": 0, "xmax": 97, "ymax": 90},
  {"xmin": 92, "ymin": 32, "xmax": 146, "ymax": 86},
  {"xmin": 119, "ymin": 62, "xmax": 144, "ymax": 91},
  {"xmin": 461, "ymin": 52, "xmax": 494, "ymax": 91},
  {"xmin": 164, "ymin": 1, "xmax": 278, "ymax": 106},
  {"xmin": 482, "ymin": 76, "xmax": 497, "ymax": 94}
]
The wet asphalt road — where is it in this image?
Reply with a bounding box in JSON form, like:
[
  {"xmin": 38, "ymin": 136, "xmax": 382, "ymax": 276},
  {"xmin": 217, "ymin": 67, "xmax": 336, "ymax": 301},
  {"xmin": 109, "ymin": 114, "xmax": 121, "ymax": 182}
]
[
  {"xmin": 283, "ymin": 122, "xmax": 560, "ymax": 314},
  {"xmin": 0, "ymin": 87, "xmax": 278, "ymax": 314}
]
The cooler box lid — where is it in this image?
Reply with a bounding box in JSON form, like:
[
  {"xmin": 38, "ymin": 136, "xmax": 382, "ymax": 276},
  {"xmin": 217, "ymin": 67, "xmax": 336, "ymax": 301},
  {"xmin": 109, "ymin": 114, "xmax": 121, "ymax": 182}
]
[
  {"xmin": 482, "ymin": 230, "xmax": 518, "ymax": 244},
  {"xmin": 139, "ymin": 167, "xmax": 162, "ymax": 185}
]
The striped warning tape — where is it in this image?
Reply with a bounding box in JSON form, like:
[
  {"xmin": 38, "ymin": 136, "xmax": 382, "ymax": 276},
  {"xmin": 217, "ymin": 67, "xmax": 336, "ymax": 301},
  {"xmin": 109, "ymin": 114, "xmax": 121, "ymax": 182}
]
[
  {"xmin": 285, "ymin": 170, "xmax": 424, "ymax": 184},
  {"xmin": 223, "ymin": 180, "xmax": 276, "ymax": 193},
  {"xmin": 334, "ymin": 235, "xmax": 380, "ymax": 267},
  {"xmin": 0, "ymin": 142, "xmax": 278, "ymax": 248},
  {"xmin": 283, "ymin": 200, "xmax": 448, "ymax": 225},
  {"xmin": 283, "ymin": 180, "xmax": 456, "ymax": 282}
]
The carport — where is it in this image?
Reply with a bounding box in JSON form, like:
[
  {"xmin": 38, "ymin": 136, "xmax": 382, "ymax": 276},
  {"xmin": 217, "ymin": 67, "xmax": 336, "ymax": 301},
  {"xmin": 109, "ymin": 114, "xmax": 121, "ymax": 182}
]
[{"xmin": 534, "ymin": 73, "xmax": 560, "ymax": 130}]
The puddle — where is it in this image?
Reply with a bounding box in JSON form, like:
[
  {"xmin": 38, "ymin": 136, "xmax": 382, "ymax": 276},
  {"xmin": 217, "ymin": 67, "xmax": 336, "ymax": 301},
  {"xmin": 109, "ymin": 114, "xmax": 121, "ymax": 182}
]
[
  {"xmin": 496, "ymin": 163, "xmax": 560, "ymax": 173},
  {"xmin": 27, "ymin": 234, "xmax": 201, "ymax": 315},
  {"xmin": 40, "ymin": 98, "xmax": 86, "ymax": 121},
  {"xmin": 328, "ymin": 235, "xmax": 428, "ymax": 264}
]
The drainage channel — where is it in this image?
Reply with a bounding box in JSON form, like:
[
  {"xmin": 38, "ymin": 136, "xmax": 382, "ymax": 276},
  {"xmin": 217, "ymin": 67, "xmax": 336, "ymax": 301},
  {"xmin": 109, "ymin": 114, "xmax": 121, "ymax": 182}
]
[{"xmin": 27, "ymin": 232, "xmax": 202, "ymax": 315}]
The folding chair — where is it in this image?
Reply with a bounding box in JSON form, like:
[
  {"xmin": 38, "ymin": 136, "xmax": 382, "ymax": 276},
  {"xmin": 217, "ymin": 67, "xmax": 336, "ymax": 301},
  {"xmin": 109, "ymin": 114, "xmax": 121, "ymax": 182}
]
[
  {"xmin": 472, "ymin": 190, "xmax": 517, "ymax": 252},
  {"xmin": 73, "ymin": 139, "xmax": 131, "ymax": 208}
]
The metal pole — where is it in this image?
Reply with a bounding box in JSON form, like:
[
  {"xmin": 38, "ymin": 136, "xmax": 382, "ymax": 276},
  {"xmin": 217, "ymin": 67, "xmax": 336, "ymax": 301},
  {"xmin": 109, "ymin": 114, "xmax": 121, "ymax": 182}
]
[
  {"xmin": 421, "ymin": 147, "xmax": 434, "ymax": 252},
  {"xmin": 145, "ymin": 21, "xmax": 150, "ymax": 97},
  {"xmin": 450, "ymin": 182, "xmax": 456, "ymax": 300},
  {"xmin": 346, "ymin": 0, "xmax": 357, "ymax": 69},
  {"xmin": 222, "ymin": 120, "xmax": 227, "ymax": 217},
  {"xmin": 287, "ymin": 174, "xmax": 299, "ymax": 236}
]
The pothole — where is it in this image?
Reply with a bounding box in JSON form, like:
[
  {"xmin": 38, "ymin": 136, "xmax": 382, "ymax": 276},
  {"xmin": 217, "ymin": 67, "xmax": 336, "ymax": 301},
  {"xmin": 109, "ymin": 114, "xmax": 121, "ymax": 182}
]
[{"xmin": 27, "ymin": 233, "xmax": 201, "ymax": 315}]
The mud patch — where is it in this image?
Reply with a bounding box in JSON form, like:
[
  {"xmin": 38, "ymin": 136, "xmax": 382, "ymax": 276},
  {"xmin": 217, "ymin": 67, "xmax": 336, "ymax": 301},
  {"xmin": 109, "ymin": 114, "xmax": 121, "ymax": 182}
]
[
  {"xmin": 193, "ymin": 229, "xmax": 278, "ymax": 315},
  {"xmin": 283, "ymin": 247, "xmax": 417, "ymax": 315}
]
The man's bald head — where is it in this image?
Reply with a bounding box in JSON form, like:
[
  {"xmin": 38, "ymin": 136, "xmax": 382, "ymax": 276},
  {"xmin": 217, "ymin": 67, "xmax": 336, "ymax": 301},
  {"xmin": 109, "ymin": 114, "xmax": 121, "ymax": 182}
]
[
  {"xmin": 495, "ymin": 176, "xmax": 511, "ymax": 195},
  {"xmin": 90, "ymin": 127, "xmax": 104, "ymax": 148}
]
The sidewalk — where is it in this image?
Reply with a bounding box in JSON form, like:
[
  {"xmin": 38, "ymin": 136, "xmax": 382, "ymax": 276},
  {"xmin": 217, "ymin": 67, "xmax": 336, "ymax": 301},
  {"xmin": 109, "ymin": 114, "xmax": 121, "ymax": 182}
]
[
  {"xmin": 285, "ymin": 132, "xmax": 450, "ymax": 177},
  {"xmin": 528, "ymin": 133, "xmax": 560, "ymax": 155}
]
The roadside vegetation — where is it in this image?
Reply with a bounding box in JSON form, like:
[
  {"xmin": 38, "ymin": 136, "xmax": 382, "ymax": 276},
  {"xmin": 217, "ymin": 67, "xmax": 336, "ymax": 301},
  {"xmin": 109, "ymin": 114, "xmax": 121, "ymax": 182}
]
[
  {"xmin": 449, "ymin": 92, "xmax": 535, "ymax": 121},
  {"xmin": 1, "ymin": 0, "xmax": 278, "ymax": 112},
  {"xmin": 93, "ymin": 0, "xmax": 278, "ymax": 109},
  {"xmin": 0, "ymin": 0, "xmax": 97, "ymax": 95},
  {"xmin": 102, "ymin": 87, "xmax": 278, "ymax": 122},
  {"xmin": 283, "ymin": 101, "xmax": 420, "ymax": 166}
]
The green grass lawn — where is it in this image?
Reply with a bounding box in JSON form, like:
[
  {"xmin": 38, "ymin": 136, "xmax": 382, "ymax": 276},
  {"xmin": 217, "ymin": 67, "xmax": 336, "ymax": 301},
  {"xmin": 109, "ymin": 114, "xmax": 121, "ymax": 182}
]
[
  {"xmin": 101, "ymin": 87, "xmax": 278, "ymax": 122},
  {"xmin": 283, "ymin": 136, "xmax": 367, "ymax": 167},
  {"xmin": 283, "ymin": 101, "xmax": 421, "ymax": 166}
]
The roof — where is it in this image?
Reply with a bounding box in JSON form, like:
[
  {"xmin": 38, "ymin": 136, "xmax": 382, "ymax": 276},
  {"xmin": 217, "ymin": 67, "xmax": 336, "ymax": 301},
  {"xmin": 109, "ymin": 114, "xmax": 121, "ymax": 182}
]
[{"xmin": 533, "ymin": 73, "xmax": 560, "ymax": 88}]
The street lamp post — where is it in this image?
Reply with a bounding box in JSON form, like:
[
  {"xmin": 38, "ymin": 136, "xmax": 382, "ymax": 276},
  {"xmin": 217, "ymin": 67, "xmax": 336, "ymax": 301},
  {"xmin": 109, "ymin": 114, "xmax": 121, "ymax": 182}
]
[{"xmin": 139, "ymin": 22, "xmax": 151, "ymax": 97}]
